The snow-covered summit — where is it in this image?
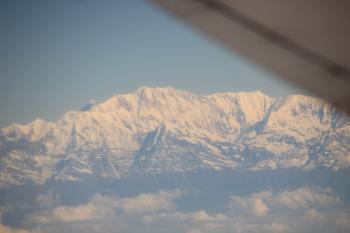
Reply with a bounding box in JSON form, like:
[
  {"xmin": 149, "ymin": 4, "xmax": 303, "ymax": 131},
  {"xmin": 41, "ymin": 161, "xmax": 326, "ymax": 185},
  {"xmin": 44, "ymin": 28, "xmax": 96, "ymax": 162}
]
[{"xmin": 0, "ymin": 87, "xmax": 349, "ymax": 187}]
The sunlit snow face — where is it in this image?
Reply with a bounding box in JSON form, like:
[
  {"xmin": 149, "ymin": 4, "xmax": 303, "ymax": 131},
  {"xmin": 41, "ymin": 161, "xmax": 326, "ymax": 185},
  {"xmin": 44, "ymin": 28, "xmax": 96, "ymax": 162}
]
[
  {"xmin": 1, "ymin": 185, "xmax": 349, "ymax": 233},
  {"xmin": 0, "ymin": 88, "xmax": 349, "ymax": 233}
]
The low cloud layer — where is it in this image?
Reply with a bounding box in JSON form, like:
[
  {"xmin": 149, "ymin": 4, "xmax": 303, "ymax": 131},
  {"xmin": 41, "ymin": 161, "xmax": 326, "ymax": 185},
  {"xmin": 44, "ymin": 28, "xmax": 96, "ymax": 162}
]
[
  {"xmin": 30, "ymin": 189, "xmax": 184, "ymax": 224},
  {"xmin": 229, "ymin": 187, "xmax": 341, "ymax": 216},
  {"xmin": 1, "ymin": 187, "xmax": 349, "ymax": 233}
]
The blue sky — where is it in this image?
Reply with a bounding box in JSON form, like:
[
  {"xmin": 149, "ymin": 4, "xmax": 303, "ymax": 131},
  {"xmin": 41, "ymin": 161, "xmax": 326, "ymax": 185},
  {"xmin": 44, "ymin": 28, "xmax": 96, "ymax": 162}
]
[{"xmin": 0, "ymin": 0, "xmax": 304, "ymax": 127}]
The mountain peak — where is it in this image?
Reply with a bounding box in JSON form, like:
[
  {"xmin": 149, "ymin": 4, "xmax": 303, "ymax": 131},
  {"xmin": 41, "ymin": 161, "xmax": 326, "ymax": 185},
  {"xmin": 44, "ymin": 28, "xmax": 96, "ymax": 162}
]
[
  {"xmin": 135, "ymin": 86, "xmax": 193, "ymax": 98},
  {"xmin": 81, "ymin": 99, "xmax": 97, "ymax": 111},
  {"xmin": 136, "ymin": 86, "xmax": 177, "ymax": 93},
  {"xmin": 1, "ymin": 87, "xmax": 349, "ymax": 186}
]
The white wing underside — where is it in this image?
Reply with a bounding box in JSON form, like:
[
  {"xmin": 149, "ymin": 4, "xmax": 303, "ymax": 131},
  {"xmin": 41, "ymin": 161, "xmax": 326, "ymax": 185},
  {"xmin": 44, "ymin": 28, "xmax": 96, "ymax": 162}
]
[{"xmin": 149, "ymin": 0, "xmax": 350, "ymax": 112}]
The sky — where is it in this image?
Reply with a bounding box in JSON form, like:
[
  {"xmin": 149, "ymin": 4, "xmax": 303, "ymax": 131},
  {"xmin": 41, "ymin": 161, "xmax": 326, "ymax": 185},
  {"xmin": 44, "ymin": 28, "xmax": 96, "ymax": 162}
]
[{"xmin": 0, "ymin": 0, "xmax": 305, "ymax": 128}]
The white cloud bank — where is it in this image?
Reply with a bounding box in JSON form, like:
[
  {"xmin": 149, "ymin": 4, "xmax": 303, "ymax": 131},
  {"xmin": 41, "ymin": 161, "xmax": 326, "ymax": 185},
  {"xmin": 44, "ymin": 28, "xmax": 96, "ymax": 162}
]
[
  {"xmin": 229, "ymin": 187, "xmax": 341, "ymax": 216},
  {"xmin": 30, "ymin": 189, "xmax": 184, "ymax": 224},
  {"xmin": 1, "ymin": 187, "xmax": 349, "ymax": 233}
]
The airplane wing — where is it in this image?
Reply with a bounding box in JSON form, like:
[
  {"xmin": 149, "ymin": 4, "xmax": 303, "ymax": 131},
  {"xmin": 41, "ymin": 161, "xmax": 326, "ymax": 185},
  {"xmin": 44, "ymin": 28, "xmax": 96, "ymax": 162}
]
[{"xmin": 149, "ymin": 0, "xmax": 350, "ymax": 112}]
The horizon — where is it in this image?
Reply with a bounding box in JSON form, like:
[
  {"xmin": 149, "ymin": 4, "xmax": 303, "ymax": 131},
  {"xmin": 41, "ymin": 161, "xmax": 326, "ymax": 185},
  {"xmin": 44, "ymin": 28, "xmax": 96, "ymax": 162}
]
[
  {"xmin": 0, "ymin": 86, "xmax": 328, "ymax": 129},
  {"xmin": 1, "ymin": 86, "xmax": 320, "ymax": 128},
  {"xmin": 0, "ymin": 0, "xmax": 306, "ymax": 128}
]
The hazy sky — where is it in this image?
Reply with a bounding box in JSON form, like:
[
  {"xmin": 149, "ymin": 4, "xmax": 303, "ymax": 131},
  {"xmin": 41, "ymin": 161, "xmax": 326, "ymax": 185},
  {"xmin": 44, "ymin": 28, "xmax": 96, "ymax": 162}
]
[{"xmin": 0, "ymin": 0, "xmax": 304, "ymax": 127}]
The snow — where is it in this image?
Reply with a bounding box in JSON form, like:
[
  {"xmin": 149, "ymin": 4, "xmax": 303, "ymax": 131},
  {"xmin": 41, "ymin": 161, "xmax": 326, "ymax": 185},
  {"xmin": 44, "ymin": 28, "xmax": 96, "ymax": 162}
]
[{"xmin": 0, "ymin": 87, "xmax": 349, "ymax": 186}]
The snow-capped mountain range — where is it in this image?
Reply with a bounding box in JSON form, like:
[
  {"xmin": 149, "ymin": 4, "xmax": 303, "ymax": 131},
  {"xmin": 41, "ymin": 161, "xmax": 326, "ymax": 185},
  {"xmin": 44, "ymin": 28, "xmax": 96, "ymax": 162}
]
[{"xmin": 1, "ymin": 87, "xmax": 349, "ymax": 187}]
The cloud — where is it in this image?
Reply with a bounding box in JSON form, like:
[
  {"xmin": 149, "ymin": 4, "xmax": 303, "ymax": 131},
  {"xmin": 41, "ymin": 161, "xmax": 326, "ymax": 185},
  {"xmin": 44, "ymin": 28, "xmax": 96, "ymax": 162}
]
[
  {"xmin": 143, "ymin": 210, "xmax": 230, "ymax": 233},
  {"xmin": 119, "ymin": 189, "xmax": 183, "ymax": 215},
  {"xmin": 153, "ymin": 210, "xmax": 227, "ymax": 223},
  {"xmin": 230, "ymin": 193, "xmax": 270, "ymax": 216},
  {"xmin": 29, "ymin": 189, "xmax": 184, "ymax": 225},
  {"xmin": 31, "ymin": 194, "xmax": 118, "ymax": 224},
  {"xmin": 2, "ymin": 186, "xmax": 348, "ymax": 233},
  {"xmin": 229, "ymin": 187, "xmax": 340, "ymax": 217},
  {"xmin": 335, "ymin": 213, "xmax": 350, "ymax": 231},
  {"xmin": 263, "ymin": 222, "xmax": 291, "ymax": 233},
  {"xmin": 273, "ymin": 187, "xmax": 340, "ymax": 210},
  {"xmin": 303, "ymin": 208, "xmax": 325, "ymax": 222}
]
